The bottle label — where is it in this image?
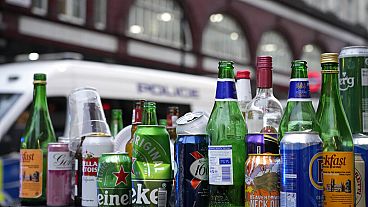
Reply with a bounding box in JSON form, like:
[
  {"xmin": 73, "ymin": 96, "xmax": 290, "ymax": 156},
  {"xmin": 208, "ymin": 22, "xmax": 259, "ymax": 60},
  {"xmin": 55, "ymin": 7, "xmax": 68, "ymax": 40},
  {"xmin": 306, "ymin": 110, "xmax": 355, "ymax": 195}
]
[
  {"xmin": 20, "ymin": 149, "xmax": 43, "ymax": 198},
  {"xmin": 48, "ymin": 151, "xmax": 72, "ymax": 171},
  {"xmin": 288, "ymin": 78, "xmax": 311, "ymax": 101},
  {"xmin": 323, "ymin": 152, "xmax": 354, "ymax": 207},
  {"xmin": 208, "ymin": 145, "xmax": 233, "ymax": 185},
  {"xmin": 215, "ymin": 79, "xmax": 237, "ymax": 101}
]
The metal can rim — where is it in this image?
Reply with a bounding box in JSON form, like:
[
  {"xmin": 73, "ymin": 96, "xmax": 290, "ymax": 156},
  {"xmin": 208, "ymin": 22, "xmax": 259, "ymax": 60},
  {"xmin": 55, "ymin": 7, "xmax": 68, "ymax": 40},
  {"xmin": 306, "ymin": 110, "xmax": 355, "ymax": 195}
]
[
  {"xmin": 101, "ymin": 152, "xmax": 129, "ymax": 155},
  {"xmin": 248, "ymin": 153, "xmax": 280, "ymax": 156},
  {"xmin": 176, "ymin": 112, "xmax": 204, "ymax": 125},
  {"xmin": 339, "ymin": 46, "xmax": 368, "ymax": 58},
  {"xmin": 177, "ymin": 133, "xmax": 207, "ymax": 136},
  {"xmin": 48, "ymin": 142, "xmax": 68, "ymax": 145},
  {"xmin": 284, "ymin": 131, "xmax": 319, "ymax": 135}
]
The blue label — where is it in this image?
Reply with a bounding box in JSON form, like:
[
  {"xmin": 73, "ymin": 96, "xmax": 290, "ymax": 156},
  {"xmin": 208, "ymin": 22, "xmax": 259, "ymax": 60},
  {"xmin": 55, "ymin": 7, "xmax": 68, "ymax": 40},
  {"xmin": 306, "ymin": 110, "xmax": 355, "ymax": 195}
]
[
  {"xmin": 355, "ymin": 145, "xmax": 368, "ymax": 203},
  {"xmin": 280, "ymin": 143, "xmax": 323, "ymax": 207},
  {"xmin": 215, "ymin": 80, "xmax": 237, "ymax": 100},
  {"xmin": 288, "ymin": 79, "xmax": 311, "ymax": 99},
  {"xmin": 219, "ymin": 158, "xmax": 231, "ymax": 165}
]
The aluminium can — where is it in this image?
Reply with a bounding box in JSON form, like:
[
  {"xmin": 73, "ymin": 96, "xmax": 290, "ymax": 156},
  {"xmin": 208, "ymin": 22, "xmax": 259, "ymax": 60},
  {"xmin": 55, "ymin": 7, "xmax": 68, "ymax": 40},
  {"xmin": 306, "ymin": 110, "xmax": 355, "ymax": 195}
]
[
  {"xmin": 354, "ymin": 133, "xmax": 368, "ymax": 206},
  {"xmin": 355, "ymin": 153, "xmax": 366, "ymax": 207},
  {"xmin": 47, "ymin": 142, "xmax": 72, "ymax": 206},
  {"xmin": 245, "ymin": 153, "xmax": 280, "ymax": 207},
  {"xmin": 97, "ymin": 152, "xmax": 132, "ymax": 207},
  {"xmin": 175, "ymin": 112, "xmax": 209, "ymax": 207},
  {"xmin": 132, "ymin": 125, "xmax": 172, "ymax": 207},
  {"xmin": 339, "ymin": 46, "xmax": 368, "ymax": 134},
  {"xmin": 280, "ymin": 132, "xmax": 323, "ymax": 207},
  {"xmin": 82, "ymin": 135, "xmax": 114, "ymax": 207},
  {"xmin": 246, "ymin": 133, "xmax": 278, "ymax": 154}
]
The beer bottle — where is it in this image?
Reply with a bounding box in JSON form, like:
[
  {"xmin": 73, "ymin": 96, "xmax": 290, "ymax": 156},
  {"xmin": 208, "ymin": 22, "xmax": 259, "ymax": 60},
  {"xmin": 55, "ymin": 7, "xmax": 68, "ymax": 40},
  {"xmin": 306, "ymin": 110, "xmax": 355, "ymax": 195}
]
[
  {"xmin": 207, "ymin": 61, "xmax": 247, "ymax": 206},
  {"xmin": 125, "ymin": 100, "xmax": 144, "ymax": 158},
  {"xmin": 279, "ymin": 60, "xmax": 320, "ymax": 139},
  {"xmin": 316, "ymin": 53, "xmax": 355, "ymax": 207},
  {"xmin": 166, "ymin": 106, "xmax": 179, "ymax": 142},
  {"xmin": 20, "ymin": 73, "xmax": 56, "ymax": 205},
  {"xmin": 142, "ymin": 101, "xmax": 158, "ymax": 125},
  {"xmin": 110, "ymin": 109, "xmax": 123, "ymax": 137}
]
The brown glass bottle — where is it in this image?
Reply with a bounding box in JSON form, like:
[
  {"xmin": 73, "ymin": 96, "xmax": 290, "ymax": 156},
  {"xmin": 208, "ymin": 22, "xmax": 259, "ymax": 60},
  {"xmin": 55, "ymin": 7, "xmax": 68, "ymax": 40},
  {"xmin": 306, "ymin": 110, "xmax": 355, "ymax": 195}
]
[
  {"xmin": 166, "ymin": 106, "xmax": 179, "ymax": 142},
  {"xmin": 125, "ymin": 100, "xmax": 145, "ymax": 158}
]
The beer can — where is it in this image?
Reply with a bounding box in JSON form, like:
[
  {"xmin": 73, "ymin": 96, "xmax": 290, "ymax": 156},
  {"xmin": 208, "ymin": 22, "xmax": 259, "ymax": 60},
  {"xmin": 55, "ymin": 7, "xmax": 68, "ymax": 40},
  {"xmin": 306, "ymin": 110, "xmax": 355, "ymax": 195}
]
[
  {"xmin": 175, "ymin": 112, "xmax": 209, "ymax": 207},
  {"xmin": 354, "ymin": 133, "xmax": 368, "ymax": 205},
  {"xmin": 245, "ymin": 153, "xmax": 280, "ymax": 207},
  {"xmin": 355, "ymin": 153, "xmax": 366, "ymax": 207},
  {"xmin": 339, "ymin": 46, "xmax": 368, "ymax": 134},
  {"xmin": 246, "ymin": 133, "xmax": 278, "ymax": 154},
  {"xmin": 47, "ymin": 143, "xmax": 72, "ymax": 206},
  {"xmin": 280, "ymin": 132, "xmax": 323, "ymax": 207},
  {"xmin": 97, "ymin": 152, "xmax": 132, "ymax": 207},
  {"xmin": 82, "ymin": 135, "xmax": 114, "ymax": 207},
  {"xmin": 132, "ymin": 125, "xmax": 172, "ymax": 206}
]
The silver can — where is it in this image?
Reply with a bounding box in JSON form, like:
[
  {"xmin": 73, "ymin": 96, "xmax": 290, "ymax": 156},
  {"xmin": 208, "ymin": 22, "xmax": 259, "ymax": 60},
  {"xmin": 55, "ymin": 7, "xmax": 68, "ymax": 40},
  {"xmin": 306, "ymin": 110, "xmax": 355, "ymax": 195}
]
[
  {"xmin": 176, "ymin": 112, "xmax": 209, "ymax": 135},
  {"xmin": 81, "ymin": 134, "xmax": 114, "ymax": 207},
  {"xmin": 355, "ymin": 153, "xmax": 366, "ymax": 207}
]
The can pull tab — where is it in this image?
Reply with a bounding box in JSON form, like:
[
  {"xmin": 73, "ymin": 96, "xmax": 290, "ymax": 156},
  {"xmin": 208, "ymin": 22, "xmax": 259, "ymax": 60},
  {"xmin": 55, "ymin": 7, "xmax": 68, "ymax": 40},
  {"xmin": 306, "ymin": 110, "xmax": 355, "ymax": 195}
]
[{"xmin": 184, "ymin": 113, "xmax": 196, "ymax": 122}]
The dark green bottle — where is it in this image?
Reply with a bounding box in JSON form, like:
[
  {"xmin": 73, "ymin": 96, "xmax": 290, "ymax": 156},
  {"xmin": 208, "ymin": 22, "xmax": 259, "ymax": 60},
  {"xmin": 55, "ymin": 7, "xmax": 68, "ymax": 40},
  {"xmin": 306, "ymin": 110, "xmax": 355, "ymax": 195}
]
[
  {"xmin": 20, "ymin": 73, "xmax": 56, "ymax": 205},
  {"xmin": 142, "ymin": 102, "xmax": 158, "ymax": 125},
  {"xmin": 316, "ymin": 53, "xmax": 354, "ymax": 207},
  {"xmin": 110, "ymin": 109, "xmax": 123, "ymax": 137},
  {"xmin": 207, "ymin": 61, "xmax": 247, "ymax": 207},
  {"xmin": 279, "ymin": 60, "xmax": 320, "ymax": 140}
]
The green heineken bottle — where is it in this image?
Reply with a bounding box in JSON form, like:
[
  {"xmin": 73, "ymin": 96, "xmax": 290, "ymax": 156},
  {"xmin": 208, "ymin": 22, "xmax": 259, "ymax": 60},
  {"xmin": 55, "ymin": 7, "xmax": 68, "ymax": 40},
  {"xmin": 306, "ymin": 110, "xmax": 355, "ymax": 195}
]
[
  {"xmin": 316, "ymin": 53, "xmax": 354, "ymax": 207},
  {"xmin": 20, "ymin": 73, "xmax": 57, "ymax": 205},
  {"xmin": 207, "ymin": 61, "xmax": 247, "ymax": 206},
  {"xmin": 279, "ymin": 60, "xmax": 320, "ymax": 139},
  {"xmin": 132, "ymin": 102, "xmax": 172, "ymax": 206},
  {"xmin": 110, "ymin": 109, "xmax": 123, "ymax": 137}
]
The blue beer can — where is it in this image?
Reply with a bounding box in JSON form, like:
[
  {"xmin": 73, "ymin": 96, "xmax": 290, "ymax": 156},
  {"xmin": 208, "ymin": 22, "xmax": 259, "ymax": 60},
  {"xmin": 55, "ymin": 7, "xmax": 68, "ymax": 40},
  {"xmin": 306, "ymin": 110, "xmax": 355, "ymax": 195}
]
[
  {"xmin": 175, "ymin": 112, "xmax": 209, "ymax": 207},
  {"xmin": 280, "ymin": 132, "xmax": 323, "ymax": 207}
]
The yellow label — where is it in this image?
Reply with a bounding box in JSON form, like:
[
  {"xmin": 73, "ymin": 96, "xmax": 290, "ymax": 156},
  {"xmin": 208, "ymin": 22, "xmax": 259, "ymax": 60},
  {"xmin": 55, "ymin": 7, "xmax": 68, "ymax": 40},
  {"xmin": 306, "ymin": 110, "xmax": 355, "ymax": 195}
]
[
  {"xmin": 20, "ymin": 149, "xmax": 43, "ymax": 198},
  {"xmin": 323, "ymin": 152, "xmax": 354, "ymax": 207}
]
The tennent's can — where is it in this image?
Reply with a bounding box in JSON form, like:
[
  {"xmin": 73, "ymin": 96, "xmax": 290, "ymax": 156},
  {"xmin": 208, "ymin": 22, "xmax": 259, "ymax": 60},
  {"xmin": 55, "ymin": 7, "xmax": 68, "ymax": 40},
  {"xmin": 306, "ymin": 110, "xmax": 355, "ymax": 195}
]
[
  {"xmin": 132, "ymin": 125, "xmax": 172, "ymax": 206},
  {"xmin": 245, "ymin": 153, "xmax": 280, "ymax": 207},
  {"xmin": 339, "ymin": 46, "xmax": 368, "ymax": 134},
  {"xmin": 355, "ymin": 153, "xmax": 366, "ymax": 207},
  {"xmin": 97, "ymin": 152, "xmax": 132, "ymax": 207},
  {"xmin": 280, "ymin": 132, "xmax": 323, "ymax": 207},
  {"xmin": 246, "ymin": 133, "xmax": 278, "ymax": 154},
  {"xmin": 82, "ymin": 135, "xmax": 114, "ymax": 207},
  {"xmin": 175, "ymin": 112, "xmax": 209, "ymax": 207},
  {"xmin": 354, "ymin": 133, "xmax": 368, "ymax": 205},
  {"xmin": 47, "ymin": 142, "xmax": 72, "ymax": 206}
]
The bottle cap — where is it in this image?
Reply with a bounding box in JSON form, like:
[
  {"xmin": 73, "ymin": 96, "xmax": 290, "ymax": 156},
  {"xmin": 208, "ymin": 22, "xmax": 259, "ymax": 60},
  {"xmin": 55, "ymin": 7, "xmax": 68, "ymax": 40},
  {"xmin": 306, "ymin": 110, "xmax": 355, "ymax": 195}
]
[
  {"xmin": 256, "ymin": 56, "xmax": 273, "ymax": 88},
  {"xmin": 320, "ymin": 53, "xmax": 338, "ymax": 63},
  {"xmin": 236, "ymin": 70, "xmax": 250, "ymax": 79},
  {"xmin": 257, "ymin": 56, "xmax": 272, "ymax": 69}
]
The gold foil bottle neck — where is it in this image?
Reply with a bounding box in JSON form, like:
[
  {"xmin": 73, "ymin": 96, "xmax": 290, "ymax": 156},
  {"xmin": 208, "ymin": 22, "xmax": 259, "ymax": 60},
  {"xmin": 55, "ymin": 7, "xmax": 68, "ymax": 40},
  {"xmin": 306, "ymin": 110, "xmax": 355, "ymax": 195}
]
[{"xmin": 320, "ymin": 53, "xmax": 338, "ymax": 64}]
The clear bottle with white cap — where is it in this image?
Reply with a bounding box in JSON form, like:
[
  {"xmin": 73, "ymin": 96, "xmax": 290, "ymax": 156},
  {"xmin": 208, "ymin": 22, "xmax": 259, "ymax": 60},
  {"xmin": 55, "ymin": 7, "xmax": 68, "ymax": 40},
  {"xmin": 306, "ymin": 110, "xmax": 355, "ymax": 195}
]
[{"xmin": 236, "ymin": 70, "xmax": 252, "ymax": 117}]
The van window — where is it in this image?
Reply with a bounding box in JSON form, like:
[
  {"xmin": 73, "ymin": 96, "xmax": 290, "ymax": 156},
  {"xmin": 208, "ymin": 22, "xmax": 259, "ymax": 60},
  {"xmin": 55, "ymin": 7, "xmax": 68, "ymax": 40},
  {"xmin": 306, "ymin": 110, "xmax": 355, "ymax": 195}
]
[{"xmin": 0, "ymin": 93, "xmax": 21, "ymax": 120}]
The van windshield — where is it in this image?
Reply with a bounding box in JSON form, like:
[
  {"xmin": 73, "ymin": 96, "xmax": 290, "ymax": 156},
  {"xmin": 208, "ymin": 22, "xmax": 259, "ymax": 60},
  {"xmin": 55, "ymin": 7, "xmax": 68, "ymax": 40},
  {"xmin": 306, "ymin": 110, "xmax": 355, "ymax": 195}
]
[{"xmin": 0, "ymin": 93, "xmax": 21, "ymax": 120}]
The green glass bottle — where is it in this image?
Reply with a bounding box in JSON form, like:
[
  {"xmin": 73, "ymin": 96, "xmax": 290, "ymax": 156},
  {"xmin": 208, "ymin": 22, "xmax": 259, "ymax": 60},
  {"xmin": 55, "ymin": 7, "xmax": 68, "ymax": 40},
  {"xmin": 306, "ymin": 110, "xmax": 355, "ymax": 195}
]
[
  {"xmin": 142, "ymin": 102, "xmax": 158, "ymax": 125},
  {"xmin": 20, "ymin": 73, "xmax": 56, "ymax": 205},
  {"xmin": 110, "ymin": 109, "xmax": 123, "ymax": 137},
  {"xmin": 279, "ymin": 60, "xmax": 320, "ymax": 140},
  {"xmin": 316, "ymin": 53, "xmax": 354, "ymax": 207},
  {"xmin": 207, "ymin": 61, "xmax": 247, "ymax": 207}
]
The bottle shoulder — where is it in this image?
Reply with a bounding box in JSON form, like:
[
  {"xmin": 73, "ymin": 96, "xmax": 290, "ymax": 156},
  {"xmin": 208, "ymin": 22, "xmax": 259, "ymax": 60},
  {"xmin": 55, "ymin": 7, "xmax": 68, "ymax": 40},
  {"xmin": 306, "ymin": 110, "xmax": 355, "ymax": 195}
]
[{"xmin": 246, "ymin": 94, "xmax": 283, "ymax": 113}]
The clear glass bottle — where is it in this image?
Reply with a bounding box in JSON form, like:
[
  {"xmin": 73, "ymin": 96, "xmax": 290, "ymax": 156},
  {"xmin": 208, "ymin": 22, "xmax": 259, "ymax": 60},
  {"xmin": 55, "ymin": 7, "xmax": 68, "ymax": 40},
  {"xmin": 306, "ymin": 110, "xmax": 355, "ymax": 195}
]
[
  {"xmin": 20, "ymin": 73, "xmax": 56, "ymax": 205},
  {"xmin": 236, "ymin": 70, "xmax": 252, "ymax": 118},
  {"xmin": 207, "ymin": 61, "xmax": 247, "ymax": 206},
  {"xmin": 245, "ymin": 56, "xmax": 283, "ymax": 133},
  {"xmin": 279, "ymin": 60, "xmax": 320, "ymax": 140}
]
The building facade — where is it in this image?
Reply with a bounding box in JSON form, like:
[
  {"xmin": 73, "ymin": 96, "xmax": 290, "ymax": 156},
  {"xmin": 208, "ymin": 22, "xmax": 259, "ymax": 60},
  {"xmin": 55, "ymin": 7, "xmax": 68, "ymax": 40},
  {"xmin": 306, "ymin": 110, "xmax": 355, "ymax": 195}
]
[{"xmin": 1, "ymin": 0, "xmax": 367, "ymax": 96}]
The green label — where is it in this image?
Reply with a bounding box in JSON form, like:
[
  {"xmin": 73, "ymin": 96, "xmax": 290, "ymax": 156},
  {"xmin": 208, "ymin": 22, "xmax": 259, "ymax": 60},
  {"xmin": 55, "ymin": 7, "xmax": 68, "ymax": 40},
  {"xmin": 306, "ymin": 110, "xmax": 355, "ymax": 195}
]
[
  {"xmin": 97, "ymin": 188, "xmax": 131, "ymax": 206},
  {"xmin": 132, "ymin": 179, "xmax": 172, "ymax": 206}
]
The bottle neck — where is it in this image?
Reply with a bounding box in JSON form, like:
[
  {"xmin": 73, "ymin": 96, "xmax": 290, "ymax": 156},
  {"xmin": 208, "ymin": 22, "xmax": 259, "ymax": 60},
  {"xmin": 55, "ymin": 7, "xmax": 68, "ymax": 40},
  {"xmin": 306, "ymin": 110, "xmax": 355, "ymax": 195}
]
[
  {"xmin": 257, "ymin": 68, "xmax": 272, "ymax": 88},
  {"xmin": 291, "ymin": 65, "xmax": 308, "ymax": 79},
  {"xmin": 237, "ymin": 78, "xmax": 252, "ymax": 102},
  {"xmin": 288, "ymin": 65, "xmax": 311, "ymax": 100},
  {"xmin": 215, "ymin": 67, "xmax": 237, "ymax": 100},
  {"xmin": 33, "ymin": 83, "xmax": 48, "ymax": 110},
  {"xmin": 256, "ymin": 87, "xmax": 274, "ymax": 97},
  {"xmin": 320, "ymin": 63, "xmax": 340, "ymax": 98},
  {"xmin": 142, "ymin": 108, "xmax": 158, "ymax": 125},
  {"xmin": 132, "ymin": 106, "xmax": 143, "ymax": 125}
]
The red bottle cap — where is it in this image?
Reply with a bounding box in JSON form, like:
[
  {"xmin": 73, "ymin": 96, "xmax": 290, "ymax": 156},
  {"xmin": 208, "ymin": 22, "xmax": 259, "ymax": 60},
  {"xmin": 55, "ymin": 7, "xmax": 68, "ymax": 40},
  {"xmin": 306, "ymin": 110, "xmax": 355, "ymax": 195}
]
[
  {"xmin": 236, "ymin": 70, "xmax": 250, "ymax": 79},
  {"xmin": 256, "ymin": 56, "xmax": 273, "ymax": 88}
]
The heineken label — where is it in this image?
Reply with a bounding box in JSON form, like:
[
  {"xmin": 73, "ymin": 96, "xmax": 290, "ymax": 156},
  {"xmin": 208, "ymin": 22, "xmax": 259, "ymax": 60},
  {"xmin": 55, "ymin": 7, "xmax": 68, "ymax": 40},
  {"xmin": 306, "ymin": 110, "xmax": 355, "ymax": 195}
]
[
  {"xmin": 215, "ymin": 78, "xmax": 237, "ymax": 101},
  {"xmin": 288, "ymin": 78, "xmax": 311, "ymax": 101},
  {"xmin": 98, "ymin": 189, "xmax": 131, "ymax": 206},
  {"xmin": 132, "ymin": 179, "xmax": 172, "ymax": 206}
]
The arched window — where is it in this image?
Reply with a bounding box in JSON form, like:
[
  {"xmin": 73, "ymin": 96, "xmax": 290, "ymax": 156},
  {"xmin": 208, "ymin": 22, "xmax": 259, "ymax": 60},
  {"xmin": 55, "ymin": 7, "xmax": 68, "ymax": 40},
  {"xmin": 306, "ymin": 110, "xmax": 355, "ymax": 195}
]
[
  {"xmin": 127, "ymin": 0, "xmax": 191, "ymax": 49},
  {"xmin": 300, "ymin": 44, "xmax": 322, "ymax": 71},
  {"xmin": 257, "ymin": 31, "xmax": 292, "ymax": 73},
  {"xmin": 202, "ymin": 14, "xmax": 250, "ymax": 64}
]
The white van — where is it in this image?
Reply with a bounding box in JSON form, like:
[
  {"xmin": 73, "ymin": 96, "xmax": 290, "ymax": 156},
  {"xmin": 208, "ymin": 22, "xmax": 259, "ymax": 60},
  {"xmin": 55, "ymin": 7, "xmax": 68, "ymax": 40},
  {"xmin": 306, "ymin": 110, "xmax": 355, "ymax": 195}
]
[{"xmin": 0, "ymin": 60, "xmax": 217, "ymax": 154}]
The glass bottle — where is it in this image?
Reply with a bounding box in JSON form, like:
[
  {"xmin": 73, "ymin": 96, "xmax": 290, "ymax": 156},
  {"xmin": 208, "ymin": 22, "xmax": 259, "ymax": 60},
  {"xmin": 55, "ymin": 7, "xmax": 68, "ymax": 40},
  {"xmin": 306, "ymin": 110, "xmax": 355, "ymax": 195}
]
[
  {"xmin": 316, "ymin": 53, "xmax": 354, "ymax": 207},
  {"xmin": 110, "ymin": 109, "xmax": 123, "ymax": 137},
  {"xmin": 245, "ymin": 56, "xmax": 283, "ymax": 133},
  {"xmin": 20, "ymin": 73, "xmax": 57, "ymax": 205},
  {"xmin": 142, "ymin": 102, "xmax": 158, "ymax": 125},
  {"xmin": 166, "ymin": 106, "xmax": 179, "ymax": 143},
  {"xmin": 207, "ymin": 61, "xmax": 247, "ymax": 206},
  {"xmin": 125, "ymin": 100, "xmax": 145, "ymax": 158},
  {"xmin": 279, "ymin": 60, "xmax": 320, "ymax": 140},
  {"xmin": 236, "ymin": 70, "xmax": 252, "ymax": 118}
]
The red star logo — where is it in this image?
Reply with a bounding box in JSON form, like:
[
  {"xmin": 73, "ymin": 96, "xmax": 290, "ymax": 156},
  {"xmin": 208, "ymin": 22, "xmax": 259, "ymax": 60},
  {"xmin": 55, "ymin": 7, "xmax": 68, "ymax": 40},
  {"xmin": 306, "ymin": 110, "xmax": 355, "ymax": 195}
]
[{"xmin": 113, "ymin": 166, "xmax": 129, "ymax": 186}]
